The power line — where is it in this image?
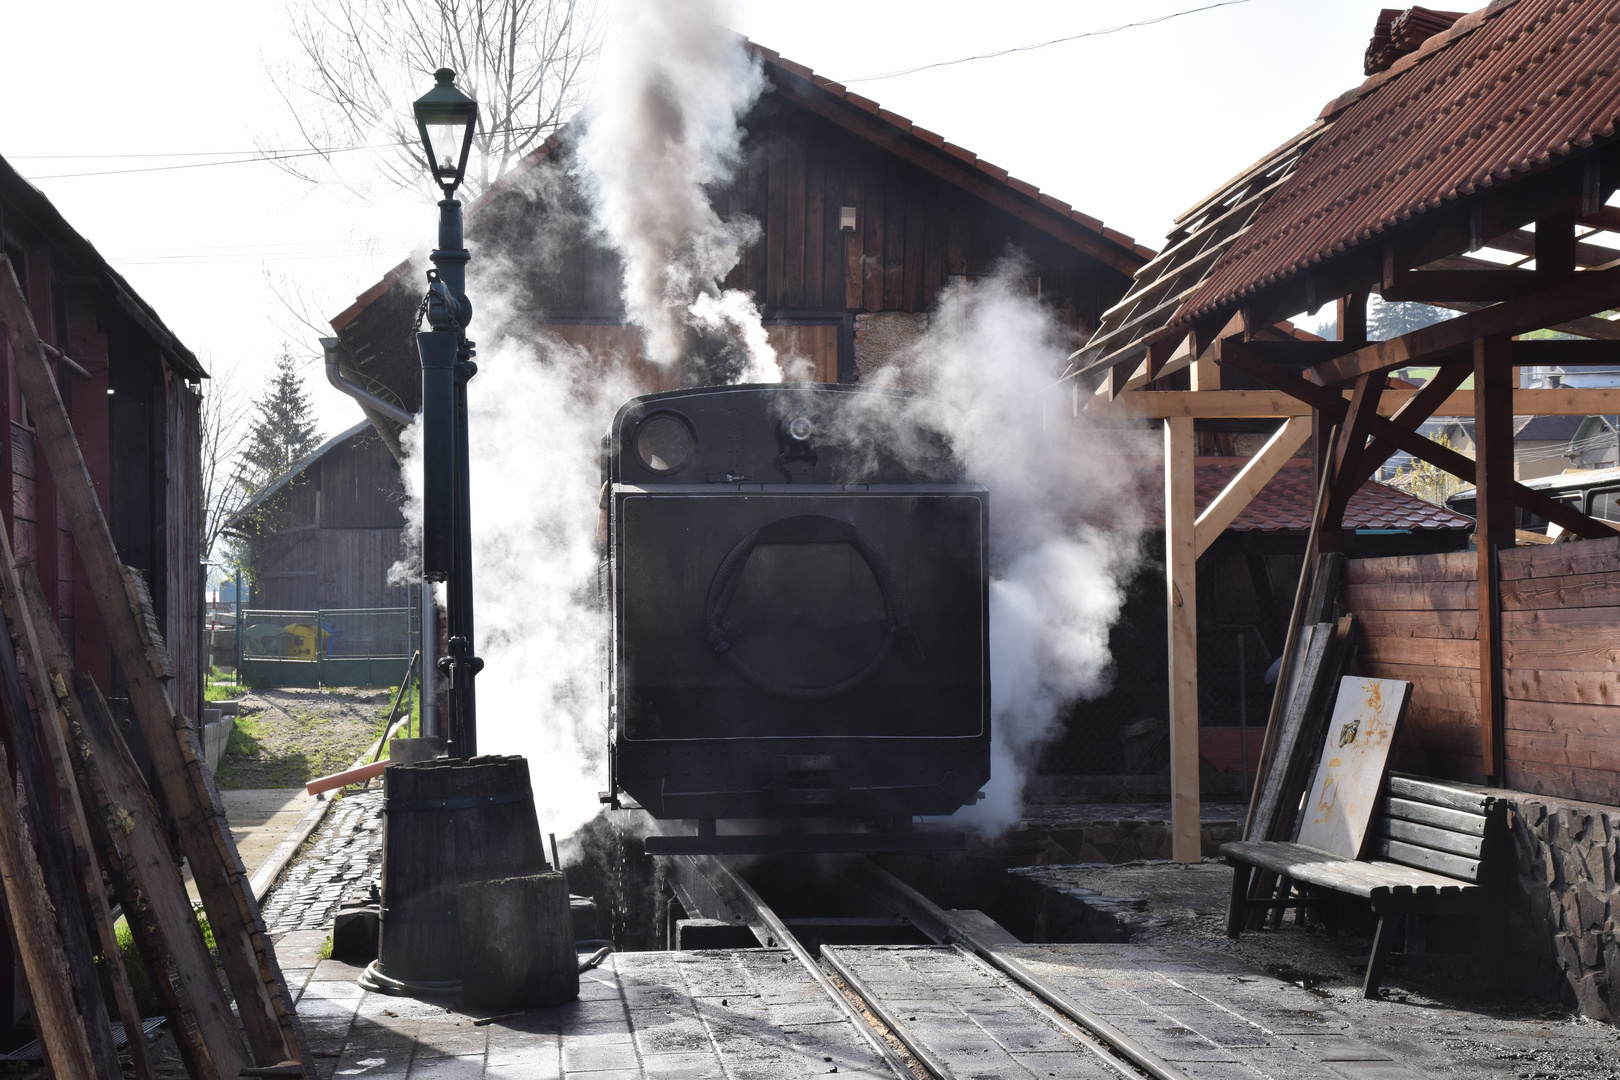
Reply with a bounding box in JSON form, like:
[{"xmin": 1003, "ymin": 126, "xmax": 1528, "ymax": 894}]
[
  {"xmin": 23, "ymin": 145, "xmax": 382, "ymax": 180},
  {"xmin": 840, "ymin": 0, "xmax": 1258, "ymax": 83}
]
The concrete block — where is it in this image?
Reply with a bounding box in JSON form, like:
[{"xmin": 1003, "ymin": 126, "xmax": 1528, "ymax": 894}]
[{"xmin": 332, "ymin": 904, "xmax": 380, "ymax": 963}]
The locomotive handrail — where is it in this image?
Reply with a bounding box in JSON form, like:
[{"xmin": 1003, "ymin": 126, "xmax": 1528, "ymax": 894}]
[{"xmin": 704, "ymin": 514, "xmax": 914, "ymax": 700}]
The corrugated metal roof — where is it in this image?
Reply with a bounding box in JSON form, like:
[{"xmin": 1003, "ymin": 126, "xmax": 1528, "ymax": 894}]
[
  {"xmin": 1137, "ymin": 457, "xmax": 1476, "ymax": 532},
  {"xmin": 1176, "ymin": 0, "xmax": 1620, "ymax": 328}
]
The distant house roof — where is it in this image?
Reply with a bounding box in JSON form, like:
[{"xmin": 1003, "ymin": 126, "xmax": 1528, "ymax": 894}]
[
  {"xmin": 331, "ymin": 37, "xmax": 1150, "ymax": 335},
  {"xmin": 1176, "ymin": 0, "xmax": 1620, "ymax": 328},
  {"xmin": 1138, "ymin": 457, "xmax": 1475, "ymax": 533},
  {"xmin": 228, "ymin": 421, "xmax": 371, "ymax": 532},
  {"xmin": 0, "ymin": 154, "xmax": 205, "ymax": 380}
]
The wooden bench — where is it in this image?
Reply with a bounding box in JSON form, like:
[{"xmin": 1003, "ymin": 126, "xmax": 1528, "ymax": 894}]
[{"xmin": 1221, "ymin": 773, "xmax": 1504, "ymax": 997}]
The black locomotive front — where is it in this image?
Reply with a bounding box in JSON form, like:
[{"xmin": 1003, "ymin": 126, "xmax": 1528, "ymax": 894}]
[{"xmin": 606, "ymin": 384, "xmax": 989, "ymax": 833}]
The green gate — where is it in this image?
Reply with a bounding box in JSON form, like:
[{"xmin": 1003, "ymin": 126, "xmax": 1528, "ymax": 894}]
[{"xmin": 239, "ymin": 607, "xmax": 415, "ymax": 689}]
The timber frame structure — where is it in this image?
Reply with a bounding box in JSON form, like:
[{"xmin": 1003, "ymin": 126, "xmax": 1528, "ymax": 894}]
[{"xmin": 1066, "ymin": 0, "xmax": 1620, "ymax": 860}]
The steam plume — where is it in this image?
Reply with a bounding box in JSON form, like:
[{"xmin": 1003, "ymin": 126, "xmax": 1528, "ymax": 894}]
[
  {"xmin": 868, "ymin": 263, "xmax": 1151, "ymax": 834},
  {"xmin": 576, "ymin": 0, "xmax": 779, "ymax": 383}
]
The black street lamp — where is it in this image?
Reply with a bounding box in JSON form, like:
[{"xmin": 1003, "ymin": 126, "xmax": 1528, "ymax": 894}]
[{"xmin": 413, "ymin": 68, "xmax": 482, "ymax": 759}]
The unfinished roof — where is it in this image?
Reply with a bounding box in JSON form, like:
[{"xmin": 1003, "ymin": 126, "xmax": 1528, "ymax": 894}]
[
  {"xmin": 1065, "ymin": 121, "xmax": 1330, "ymax": 381},
  {"xmin": 1177, "ymin": 0, "xmax": 1620, "ymax": 328}
]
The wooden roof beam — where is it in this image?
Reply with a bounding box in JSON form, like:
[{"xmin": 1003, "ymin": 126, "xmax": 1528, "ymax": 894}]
[
  {"xmin": 1308, "ymin": 260, "xmax": 1620, "ymax": 385},
  {"xmin": 1221, "ymin": 338, "xmax": 1619, "ymax": 540}
]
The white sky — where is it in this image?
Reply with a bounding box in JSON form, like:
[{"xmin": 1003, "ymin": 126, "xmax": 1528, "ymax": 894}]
[{"xmin": 2, "ymin": 0, "xmax": 1397, "ymax": 435}]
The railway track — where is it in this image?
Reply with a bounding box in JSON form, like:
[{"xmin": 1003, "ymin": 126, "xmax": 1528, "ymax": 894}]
[{"xmin": 662, "ymin": 853, "xmax": 1187, "ymax": 1080}]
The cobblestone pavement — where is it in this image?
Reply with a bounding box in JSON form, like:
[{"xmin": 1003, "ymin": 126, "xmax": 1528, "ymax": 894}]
[{"xmin": 261, "ymin": 790, "xmax": 383, "ymax": 934}]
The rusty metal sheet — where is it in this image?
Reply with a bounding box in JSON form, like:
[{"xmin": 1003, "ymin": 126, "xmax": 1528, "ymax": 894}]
[
  {"xmin": 1176, "ymin": 0, "xmax": 1620, "ymax": 329},
  {"xmin": 1296, "ymin": 676, "xmax": 1413, "ymax": 858}
]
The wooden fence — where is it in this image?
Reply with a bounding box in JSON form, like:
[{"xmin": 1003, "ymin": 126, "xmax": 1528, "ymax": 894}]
[{"xmin": 1343, "ymin": 535, "xmax": 1620, "ymax": 805}]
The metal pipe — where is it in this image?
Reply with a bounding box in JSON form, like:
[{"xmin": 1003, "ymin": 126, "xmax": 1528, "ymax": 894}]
[
  {"xmin": 40, "ymin": 342, "xmax": 91, "ymax": 380},
  {"xmin": 320, "ymin": 336, "xmax": 414, "ymax": 426},
  {"xmin": 420, "ymin": 581, "xmax": 438, "ymax": 740}
]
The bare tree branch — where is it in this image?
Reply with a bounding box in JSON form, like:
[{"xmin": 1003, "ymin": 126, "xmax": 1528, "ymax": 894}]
[
  {"xmin": 270, "ymin": 0, "xmax": 603, "ymax": 198},
  {"xmin": 200, "ymin": 373, "xmax": 255, "ymax": 569}
]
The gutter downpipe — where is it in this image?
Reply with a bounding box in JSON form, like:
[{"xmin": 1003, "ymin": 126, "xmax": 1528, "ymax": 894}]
[
  {"xmin": 320, "ymin": 336, "xmax": 414, "ymax": 427},
  {"xmin": 321, "ymin": 336, "xmax": 438, "ymax": 742}
]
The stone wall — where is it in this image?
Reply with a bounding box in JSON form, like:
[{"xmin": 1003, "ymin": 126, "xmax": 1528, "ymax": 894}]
[{"xmin": 1504, "ymin": 792, "xmax": 1620, "ymax": 1020}]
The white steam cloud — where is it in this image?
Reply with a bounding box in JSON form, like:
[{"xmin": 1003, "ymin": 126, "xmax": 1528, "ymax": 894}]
[
  {"xmin": 865, "ymin": 263, "xmax": 1151, "ymax": 835},
  {"xmin": 576, "ymin": 0, "xmax": 780, "ymax": 382},
  {"xmin": 391, "ymin": 10, "xmax": 1148, "ymax": 844}
]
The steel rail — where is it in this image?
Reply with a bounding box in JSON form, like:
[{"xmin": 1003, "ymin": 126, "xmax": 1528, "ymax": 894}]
[
  {"xmin": 858, "ymin": 858, "xmax": 1193, "ymax": 1080},
  {"xmin": 674, "ymin": 854, "xmax": 921, "ymax": 1079}
]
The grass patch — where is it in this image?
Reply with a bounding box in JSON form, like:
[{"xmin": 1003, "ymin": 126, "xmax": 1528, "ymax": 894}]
[{"xmin": 214, "ymin": 688, "xmax": 396, "ymax": 789}]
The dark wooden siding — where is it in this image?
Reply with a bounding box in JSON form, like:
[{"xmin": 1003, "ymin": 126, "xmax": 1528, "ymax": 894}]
[
  {"xmin": 248, "ymin": 429, "xmax": 409, "ymax": 612},
  {"xmin": 489, "ymin": 99, "xmax": 1123, "ymax": 339},
  {"xmin": 1345, "ymin": 537, "xmax": 1620, "ymax": 804}
]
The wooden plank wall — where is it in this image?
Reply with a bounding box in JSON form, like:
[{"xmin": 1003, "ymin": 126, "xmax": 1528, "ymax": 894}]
[
  {"xmin": 1344, "ymin": 535, "xmax": 1620, "ymax": 804},
  {"xmin": 249, "ymin": 429, "xmax": 409, "ymax": 612},
  {"xmin": 505, "ymin": 102, "xmax": 1121, "ymax": 337}
]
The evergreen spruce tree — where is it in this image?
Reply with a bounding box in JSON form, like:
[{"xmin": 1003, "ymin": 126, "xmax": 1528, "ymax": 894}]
[
  {"xmin": 237, "ymin": 352, "xmax": 321, "ymax": 492},
  {"xmin": 227, "ymin": 353, "xmax": 322, "ymax": 580}
]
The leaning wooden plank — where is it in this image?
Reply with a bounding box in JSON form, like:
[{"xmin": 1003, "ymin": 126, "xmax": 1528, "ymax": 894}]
[
  {"xmin": 0, "ymin": 261, "xmax": 309, "ymax": 1072},
  {"xmin": 1250, "ymin": 623, "xmax": 1332, "ymax": 841},
  {"xmin": 19, "ymin": 563, "xmax": 244, "ymax": 1080},
  {"xmin": 0, "ymin": 553, "xmax": 153, "ymax": 1079},
  {"xmin": 0, "ymin": 571, "xmax": 123, "ymax": 1077},
  {"xmin": 1271, "ymin": 615, "xmax": 1357, "ymax": 846},
  {"xmin": 0, "ymin": 713, "xmax": 99, "ymax": 1076}
]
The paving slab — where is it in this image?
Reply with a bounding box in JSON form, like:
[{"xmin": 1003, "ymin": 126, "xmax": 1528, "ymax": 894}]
[
  {"xmin": 1002, "ymin": 944, "xmax": 1425, "ymax": 1079},
  {"xmin": 275, "ymin": 946, "xmax": 889, "ymax": 1078}
]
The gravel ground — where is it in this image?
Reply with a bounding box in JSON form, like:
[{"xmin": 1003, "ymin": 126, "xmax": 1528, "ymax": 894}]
[
  {"xmin": 214, "ymin": 686, "xmax": 400, "ymax": 789},
  {"xmin": 1015, "ymin": 860, "xmax": 1620, "ymax": 1079}
]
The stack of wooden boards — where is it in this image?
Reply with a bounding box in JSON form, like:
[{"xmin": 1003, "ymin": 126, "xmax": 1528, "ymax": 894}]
[
  {"xmin": 1238, "ymin": 551, "xmax": 1360, "ymax": 924},
  {"xmin": 0, "ymin": 261, "xmax": 312, "ymax": 1079}
]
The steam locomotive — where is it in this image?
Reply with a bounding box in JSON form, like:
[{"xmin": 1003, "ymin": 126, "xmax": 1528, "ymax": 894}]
[{"xmin": 603, "ymin": 383, "xmax": 990, "ymax": 853}]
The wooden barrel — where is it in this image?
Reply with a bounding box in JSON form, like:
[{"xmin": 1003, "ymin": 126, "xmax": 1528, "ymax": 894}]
[{"xmin": 376, "ymin": 755, "xmax": 548, "ymax": 984}]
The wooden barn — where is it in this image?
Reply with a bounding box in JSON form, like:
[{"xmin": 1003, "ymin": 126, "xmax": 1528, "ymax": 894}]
[
  {"xmin": 231, "ymin": 421, "xmax": 408, "ymax": 611},
  {"xmin": 324, "ymin": 39, "xmax": 1153, "ymax": 453},
  {"xmin": 229, "ymin": 421, "xmax": 414, "ymax": 687},
  {"xmin": 0, "ymin": 152, "xmax": 204, "ymax": 726}
]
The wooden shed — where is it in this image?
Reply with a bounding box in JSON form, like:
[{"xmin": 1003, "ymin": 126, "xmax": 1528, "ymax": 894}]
[
  {"xmin": 232, "ymin": 421, "xmax": 408, "ymax": 611},
  {"xmin": 325, "ymin": 39, "xmax": 1153, "ymax": 453},
  {"xmin": 229, "ymin": 421, "xmax": 413, "ymax": 687},
  {"xmin": 0, "ymin": 153, "xmax": 204, "ymax": 728}
]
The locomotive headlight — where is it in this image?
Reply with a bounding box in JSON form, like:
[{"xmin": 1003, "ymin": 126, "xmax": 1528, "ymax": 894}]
[
  {"xmin": 635, "ymin": 412, "xmax": 695, "ymax": 473},
  {"xmin": 788, "ymin": 415, "xmax": 815, "ymax": 442}
]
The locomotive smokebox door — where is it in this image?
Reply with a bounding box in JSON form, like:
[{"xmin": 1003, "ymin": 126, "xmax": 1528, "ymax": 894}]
[{"xmin": 606, "ymin": 384, "xmax": 989, "ymax": 842}]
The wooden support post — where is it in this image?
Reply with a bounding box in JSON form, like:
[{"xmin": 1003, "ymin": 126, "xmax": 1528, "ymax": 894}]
[
  {"xmin": 1321, "ymin": 372, "xmax": 1389, "ymax": 548},
  {"xmin": 1475, "ymin": 335, "xmax": 1514, "ymax": 781},
  {"xmin": 1165, "ymin": 416, "xmax": 1200, "ymax": 863},
  {"xmin": 1193, "ymin": 416, "xmax": 1311, "ymax": 558},
  {"xmin": 0, "ymin": 262, "xmax": 308, "ymax": 1072}
]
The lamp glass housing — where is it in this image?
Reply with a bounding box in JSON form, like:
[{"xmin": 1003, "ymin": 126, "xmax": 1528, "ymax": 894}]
[{"xmin": 413, "ymin": 68, "xmax": 478, "ymax": 192}]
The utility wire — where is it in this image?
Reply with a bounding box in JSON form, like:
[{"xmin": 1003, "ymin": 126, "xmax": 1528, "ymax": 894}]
[{"xmin": 840, "ymin": 0, "xmax": 1257, "ymax": 83}]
